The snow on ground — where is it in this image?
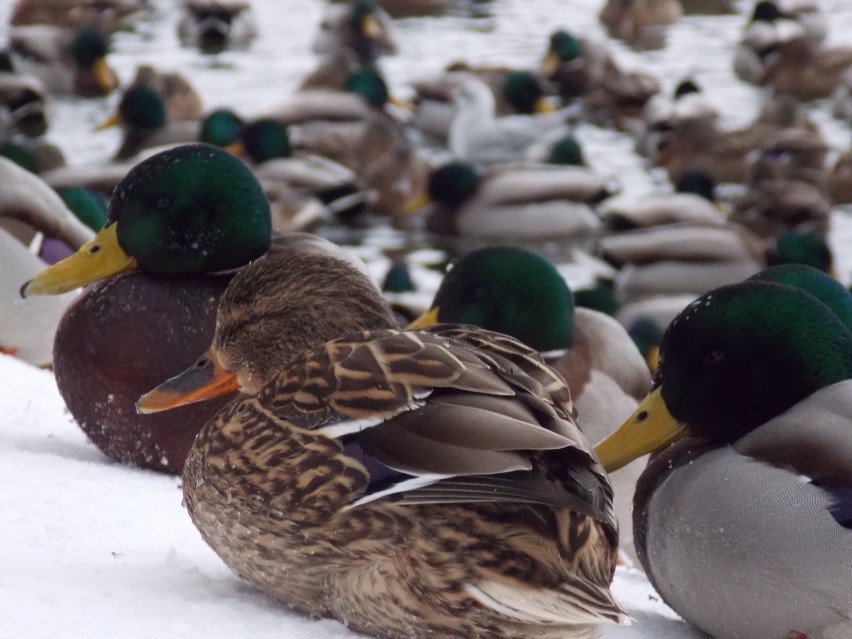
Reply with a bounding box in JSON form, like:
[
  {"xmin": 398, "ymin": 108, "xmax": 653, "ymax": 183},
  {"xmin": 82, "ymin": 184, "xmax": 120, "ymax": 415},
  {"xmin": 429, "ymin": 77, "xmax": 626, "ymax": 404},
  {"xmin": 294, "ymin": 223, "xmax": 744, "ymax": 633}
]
[{"xmin": 0, "ymin": 354, "xmax": 705, "ymax": 638}]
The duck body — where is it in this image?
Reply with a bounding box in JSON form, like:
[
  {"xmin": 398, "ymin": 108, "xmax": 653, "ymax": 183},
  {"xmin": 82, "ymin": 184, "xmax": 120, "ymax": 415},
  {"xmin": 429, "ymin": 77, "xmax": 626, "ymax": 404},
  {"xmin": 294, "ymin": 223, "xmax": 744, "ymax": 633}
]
[
  {"xmin": 55, "ymin": 271, "xmax": 234, "ymax": 472},
  {"xmin": 422, "ymin": 162, "xmax": 606, "ymax": 241},
  {"xmin": 596, "ymin": 271, "xmax": 852, "ymax": 638},
  {"xmin": 409, "ymin": 247, "xmax": 650, "ymax": 560},
  {"xmin": 637, "ymin": 405, "xmax": 852, "ymax": 639},
  {"xmin": 146, "ymin": 320, "xmax": 625, "ymax": 637},
  {"xmin": 21, "ymin": 144, "xmax": 273, "ymax": 473},
  {"xmin": 136, "ymin": 242, "xmax": 628, "ymax": 637}
]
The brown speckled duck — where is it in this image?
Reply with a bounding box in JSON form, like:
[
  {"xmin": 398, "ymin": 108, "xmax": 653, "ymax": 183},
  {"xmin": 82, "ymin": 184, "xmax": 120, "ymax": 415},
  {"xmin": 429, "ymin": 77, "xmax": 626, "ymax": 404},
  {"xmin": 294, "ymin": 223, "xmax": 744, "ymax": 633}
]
[{"xmin": 137, "ymin": 240, "xmax": 628, "ymax": 639}]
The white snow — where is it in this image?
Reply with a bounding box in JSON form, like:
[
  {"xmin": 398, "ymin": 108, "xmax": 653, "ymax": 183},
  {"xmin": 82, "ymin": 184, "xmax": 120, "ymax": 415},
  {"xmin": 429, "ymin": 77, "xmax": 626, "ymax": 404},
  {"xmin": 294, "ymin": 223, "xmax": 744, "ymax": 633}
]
[{"xmin": 0, "ymin": 353, "xmax": 706, "ymax": 638}]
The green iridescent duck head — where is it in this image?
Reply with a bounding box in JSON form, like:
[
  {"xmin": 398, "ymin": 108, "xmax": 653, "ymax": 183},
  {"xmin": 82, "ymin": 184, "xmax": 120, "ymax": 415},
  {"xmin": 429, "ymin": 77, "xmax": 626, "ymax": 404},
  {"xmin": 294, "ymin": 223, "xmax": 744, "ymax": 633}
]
[
  {"xmin": 409, "ymin": 246, "xmax": 575, "ymax": 352},
  {"xmin": 22, "ymin": 143, "xmax": 271, "ymax": 297},
  {"xmin": 597, "ymin": 268, "xmax": 852, "ymax": 471}
]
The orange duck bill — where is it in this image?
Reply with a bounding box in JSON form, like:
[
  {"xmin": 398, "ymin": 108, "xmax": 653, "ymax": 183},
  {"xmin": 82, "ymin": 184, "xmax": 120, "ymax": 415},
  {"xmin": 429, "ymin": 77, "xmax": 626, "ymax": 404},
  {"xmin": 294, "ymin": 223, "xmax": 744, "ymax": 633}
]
[{"xmin": 136, "ymin": 346, "xmax": 239, "ymax": 414}]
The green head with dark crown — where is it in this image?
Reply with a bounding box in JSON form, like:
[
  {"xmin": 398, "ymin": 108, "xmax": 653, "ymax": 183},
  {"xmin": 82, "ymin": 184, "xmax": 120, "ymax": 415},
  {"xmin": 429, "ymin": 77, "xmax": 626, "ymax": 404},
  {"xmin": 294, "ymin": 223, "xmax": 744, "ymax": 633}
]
[
  {"xmin": 597, "ymin": 268, "xmax": 852, "ymax": 471},
  {"xmin": 345, "ymin": 67, "xmax": 389, "ymax": 109},
  {"xmin": 409, "ymin": 246, "xmax": 575, "ymax": 352},
  {"xmin": 22, "ymin": 144, "xmax": 271, "ymax": 297}
]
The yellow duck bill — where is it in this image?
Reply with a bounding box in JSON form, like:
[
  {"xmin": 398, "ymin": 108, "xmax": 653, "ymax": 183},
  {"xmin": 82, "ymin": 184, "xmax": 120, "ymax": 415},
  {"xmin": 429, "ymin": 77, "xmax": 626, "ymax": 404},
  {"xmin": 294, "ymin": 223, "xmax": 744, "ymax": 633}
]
[
  {"xmin": 406, "ymin": 306, "xmax": 440, "ymax": 330},
  {"xmin": 20, "ymin": 223, "xmax": 137, "ymax": 297},
  {"xmin": 594, "ymin": 387, "xmax": 689, "ymax": 473},
  {"xmin": 136, "ymin": 346, "xmax": 240, "ymax": 414}
]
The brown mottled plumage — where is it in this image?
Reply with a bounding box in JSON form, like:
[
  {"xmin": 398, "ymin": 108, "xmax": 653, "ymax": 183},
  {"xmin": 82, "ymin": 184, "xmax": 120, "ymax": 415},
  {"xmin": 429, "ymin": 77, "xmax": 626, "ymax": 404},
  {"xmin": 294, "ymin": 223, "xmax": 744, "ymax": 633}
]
[{"xmin": 142, "ymin": 245, "xmax": 626, "ymax": 639}]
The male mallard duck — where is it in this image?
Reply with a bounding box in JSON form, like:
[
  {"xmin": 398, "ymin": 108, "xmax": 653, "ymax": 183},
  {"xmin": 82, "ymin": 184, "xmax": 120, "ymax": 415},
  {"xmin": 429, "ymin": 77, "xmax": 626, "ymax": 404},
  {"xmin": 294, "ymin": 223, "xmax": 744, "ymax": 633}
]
[
  {"xmin": 595, "ymin": 266, "xmax": 852, "ymax": 639},
  {"xmin": 407, "ymin": 246, "xmax": 651, "ymax": 558},
  {"xmin": 598, "ymin": 169, "xmax": 724, "ymax": 231},
  {"xmin": 20, "ymin": 144, "xmax": 272, "ymax": 473},
  {"xmin": 8, "ymin": 24, "xmax": 118, "ymax": 97},
  {"xmin": 97, "ymin": 84, "xmax": 201, "ymax": 160},
  {"xmin": 599, "ymin": 218, "xmax": 835, "ymax": 304},
  {"xmin": 310, "ymin": 0, "xmax": 396, "ymax": 68},
  {"xmin": 221, "ymin": 117, "xmax": 369, "ymax": 228},
  {"xmin": 136, "ymin": 245, "xmax": 627, "ymax": 639},
  {"xmin": 177, "ymin": 0, "xmax": 258, "ymax": 55},
  {"xmin": 9, "ymin": 0, "xmax": 149, "ymax": 33},
  {"xmin": 598, "ymin": 0, "xmax": 682, "ymax": 43},
  {"xmin": 410, "ymin": 160, "xmax": 608, "ymax": 241}
]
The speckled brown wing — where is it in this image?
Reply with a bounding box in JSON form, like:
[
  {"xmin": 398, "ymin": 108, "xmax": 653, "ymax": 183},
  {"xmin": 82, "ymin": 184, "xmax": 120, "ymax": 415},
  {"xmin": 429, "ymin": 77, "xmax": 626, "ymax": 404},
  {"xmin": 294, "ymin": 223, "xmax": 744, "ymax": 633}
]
[{"xmin": 255, "ymin": 324, "xmax": 616, "ymax": 532}]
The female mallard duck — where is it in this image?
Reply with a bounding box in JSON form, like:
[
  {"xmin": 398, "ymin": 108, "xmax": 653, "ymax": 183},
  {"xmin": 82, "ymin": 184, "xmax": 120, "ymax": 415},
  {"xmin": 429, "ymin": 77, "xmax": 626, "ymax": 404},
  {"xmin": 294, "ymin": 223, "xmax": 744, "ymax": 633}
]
[
  {"xmin": 128, "ymin": 65, "xmax": 204, "ymax": 123},
  {"xmin": 9, "ymin": 0, "xmax": 149, "ymax": 33},
  {"xmin": 177, "ymin": 0, "xmax": 257, "ymax": 55},
  {"xmin": 595, "ymin": 266, "xmax": 852, "ymax": 639},
  {"xmin": 20, "ymin": 144, "xmax": 272, "ymax": 474},
  {"xmin": 8, "ymin": 24, "xmax": 118, "ymax": 97},
  {"xmin": 410, "ymin": 160, "xmax": 608, "ymax": 241},
  {"xmin": 759, "ymin": 36, "xmax": 852, "ymax": 101},
  {"xmin": 407, "ymin": 246, "xmax": 651, "ymax": 559},
  {"xmin": 599, "ymin": 0, "xmax": 682, "ymax": 43},
  {"xmin": 136, "ymin": 245, "xmax": 627, "ymax": 639},
  {"xmin": 274, "ymin": 68, "xmax": 428, "ymax": 217}
]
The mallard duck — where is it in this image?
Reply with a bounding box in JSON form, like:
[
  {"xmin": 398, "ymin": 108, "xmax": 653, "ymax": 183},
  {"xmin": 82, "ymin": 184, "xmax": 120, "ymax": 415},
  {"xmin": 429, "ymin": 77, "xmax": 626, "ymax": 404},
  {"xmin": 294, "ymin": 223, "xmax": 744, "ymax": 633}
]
[
  {"xmin": 274, "ymin": 68, "xmax": 428, "ymax": 217},
  {"xmin": 20, "ymin": 144, "xmax": 272, "ymax": 473},
  {"xmin": 734, "ymin": 0, "xmax": 811, "ymax": 83},
  {"xmin": 730, "ymin": 176, "xmax": 831, "ymax": 240},
  {"xmin": 9, "ymin": 0, "xmax": 148, "ymax": 33},
  {"xmin": 136, "ymin": 245, "xmax": 627, "ymax": 639},
  {"xmin": 598, "ymin": 169, "xmax": 724, "ymax": 231},
  {"xmin": 0, "ymin": 155, "xmax": 92, "ymax": 366},
  {"xmin": 311, "ymin": 0, "xmax": 396, "ymax": 64},
  {"xmin": 128, "ymin": 65, "xmax": 204, "ymax": 122},
  {"xmin": 409, "ymin": 160, "xmax": 608, "ymax": 241},
  {"xmin": 406, "ymin": 246, "xmax": 651, "ymax": 559},
  {"xmin": 595, "ymin": 266, "xmax": 852, "ymax": 639},
  {"xmin": 97, "ymin": 84, "xmax": 201, "ymax": 160},
  {"xmin": 651, "ymin": 105, "xmax": 822, "ymax": 185},
  {"xmin": 221, "ymin": 117, "xmax": 369, "ymax": 228},
  {"xmin": 598, "ymin": 0, "xmax": 682, "ymax": 43},
  {"xmin": 8, "ymin": 25, "xmax": 118, "ymax": 97},
  {"xmin": 540, "ymin": 30, "xmax": 658, "ymax": 131},
  {"xmin": 0, "ymin": 71, "xmax": 48, "ymax": 138},
  {"xmin": 599, "ymin": 219, "xmax": 835, "ymax": 304},
  {"xmin": 759, "ymin": 36, "xmax": 852, "ymax": 100},
  {"xmin": 177, "ymin": 0, "xmax": 258, "ymax": 55}
]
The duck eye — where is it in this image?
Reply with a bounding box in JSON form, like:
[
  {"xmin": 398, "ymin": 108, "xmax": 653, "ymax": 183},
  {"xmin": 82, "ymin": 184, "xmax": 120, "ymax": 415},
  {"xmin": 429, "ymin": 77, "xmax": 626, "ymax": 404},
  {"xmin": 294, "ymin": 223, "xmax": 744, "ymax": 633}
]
[
  {"xmin": 704, "ymin": 350, "xmax": 725, "ymax": 366},
  {"xmin": 154, "ymin": 195, "xmax": 172, "ymax": 211},
  {"xmin": 249, "ymin": 314, "xmax": 262, "ymax": 325}
]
